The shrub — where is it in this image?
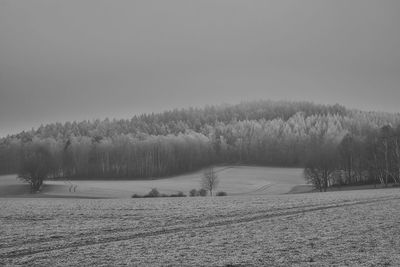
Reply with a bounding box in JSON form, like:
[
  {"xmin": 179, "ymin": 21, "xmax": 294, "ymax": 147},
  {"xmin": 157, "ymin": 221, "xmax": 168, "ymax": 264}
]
[
  {"xmin": 133, "ymin": 189, "xmax": 188, "ymax": 198},
  {"xmin": 198, "ymin": 188, "xmax": 207, "ymax": 196},
  {"xmin": 216, "ymin": 191, "xmax": 227, "ymax": 196},
  {"xmin": 189, "ymin": 189, "xmax": 198, "ymax": 197},
  {"xmin": 170, "ymin": 191, "xmax": 186, "ymax": 197},
  {"xmin": 176, "ymin": 191, "xmax": 186, "ymax": 197},
  {"xmin": 145, "ymin": 188, "xmax": 160, "ymax": 198}
]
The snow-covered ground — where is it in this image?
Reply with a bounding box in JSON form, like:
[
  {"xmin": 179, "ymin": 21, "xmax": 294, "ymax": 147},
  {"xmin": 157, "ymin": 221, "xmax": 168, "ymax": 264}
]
[{"xmin": 0, "ymin": 166, "xmax": 308, "ymax": 198}]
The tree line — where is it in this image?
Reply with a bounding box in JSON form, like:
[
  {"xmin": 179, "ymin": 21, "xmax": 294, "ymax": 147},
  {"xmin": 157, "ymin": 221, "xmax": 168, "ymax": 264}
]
[
  {"xmin": 304, "ymin": 125, "xmax": 400, "ymax": 191},
  {"xmin": 0, "ymin": 100, "xmax": 400, "ymax": 191}
]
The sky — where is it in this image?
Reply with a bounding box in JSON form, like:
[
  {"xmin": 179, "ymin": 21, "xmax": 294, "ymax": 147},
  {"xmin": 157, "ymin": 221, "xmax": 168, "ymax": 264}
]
[{"xmin": 1, "ymin": 0, "xmax": 400, "ymax": 137}]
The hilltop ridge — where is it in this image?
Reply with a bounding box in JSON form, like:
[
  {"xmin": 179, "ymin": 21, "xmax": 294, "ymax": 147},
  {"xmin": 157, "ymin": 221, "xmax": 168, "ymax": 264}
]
[{"xmin": 1, "ymin": 100, "xmax": 400, "ymax": 181}]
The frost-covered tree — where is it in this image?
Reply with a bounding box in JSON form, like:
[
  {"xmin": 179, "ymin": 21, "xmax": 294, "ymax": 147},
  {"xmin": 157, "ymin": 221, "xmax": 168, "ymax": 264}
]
[{"xmin": 1, "ymin": 100, "xmax": 400, "ymax": 180}]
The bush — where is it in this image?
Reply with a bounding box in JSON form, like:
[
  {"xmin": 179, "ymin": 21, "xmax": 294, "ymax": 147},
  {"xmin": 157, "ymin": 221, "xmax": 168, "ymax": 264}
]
[
  {"xmin": 135, "ymin": 189, "xmax": 189, "ymax": 198},
  {"xmin": 145, "ymin": 188, "xmax": 160, "ymax": 198},
  {"xmin": 189, "ymin": 189, "xmax": 198, "ymax": 197},
  {"xmin": 170, "ymin": 191, "xmax": 186, "ymax": 197},
  {"xmin": 177, "ymin": 191, "xmax": 186, "ymax": 197},
  {"xmin": 216, "ymin": 191, "xmax": 227, "ymax": 196},
  {"xmin": 198, "ymin": 188, "xmax": 207, "ymax": 196},
  {"xmin": 133, "ymin": 189, "xmax": 188, "ymax": 198}
]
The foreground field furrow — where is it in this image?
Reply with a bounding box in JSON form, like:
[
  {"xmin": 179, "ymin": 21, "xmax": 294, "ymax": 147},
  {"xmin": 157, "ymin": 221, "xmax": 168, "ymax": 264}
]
[
  {"xmin": 200, "ymin": 196, "xmax": 400, "ymax": 227},
  {"xmin": 2, "ymin": 194, "xmax": 399, "ymax": 261},
  {"xmin": 0, "ymin": 199, "xmax": 354, "ymax": 250}
]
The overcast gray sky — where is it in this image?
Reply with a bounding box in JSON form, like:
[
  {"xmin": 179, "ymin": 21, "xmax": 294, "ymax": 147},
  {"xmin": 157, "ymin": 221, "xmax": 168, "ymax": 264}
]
[{"xmin": 1, "ymin": 0, "xmax": 400, "ymax": 137}]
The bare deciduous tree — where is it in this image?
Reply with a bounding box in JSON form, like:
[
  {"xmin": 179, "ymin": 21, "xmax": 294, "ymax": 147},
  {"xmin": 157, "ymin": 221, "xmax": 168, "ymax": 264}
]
[
  {"xmin": 304, "ymin": 143, "xmax": 338, "ymax": 192},
  {"xmin": 18, "ymin": 142, "xmax": 55, "ymax": 193},
  {"xmin": 201, "ymin": 167, "xmax": 219, "ymax": 196}
]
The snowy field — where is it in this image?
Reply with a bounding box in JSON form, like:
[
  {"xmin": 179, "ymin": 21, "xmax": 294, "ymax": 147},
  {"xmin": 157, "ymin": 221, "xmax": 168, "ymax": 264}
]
[
  {"xmin": 1, "ymin": 189, "xmax": 400, "ymax": 266},
  {"xmin": 0, "ymin": 166, "xmax": 310, "ymax": 198}
]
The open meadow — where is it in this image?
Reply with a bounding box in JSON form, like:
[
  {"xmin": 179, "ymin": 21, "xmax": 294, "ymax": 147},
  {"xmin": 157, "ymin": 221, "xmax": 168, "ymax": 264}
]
[
  {"xmin": 2, "ymin": 1, "xmax": 400, "ymax": 265},
  {"xmin": 0, "ymin": 166, "xmax": 310, "ymax": 198},
  {"xmin": 1, "ymin": 188, "xmax": 400, "ymax": 266}
]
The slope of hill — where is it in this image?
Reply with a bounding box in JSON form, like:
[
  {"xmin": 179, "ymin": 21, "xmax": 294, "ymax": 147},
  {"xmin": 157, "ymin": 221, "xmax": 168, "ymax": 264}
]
[
  {"xmin": 0, "ymin": 166, "xmax": 307, "ymax": 198},
  {"xmin": 0, "ymin": 175, "xmax": 31, "ymax": 197}
]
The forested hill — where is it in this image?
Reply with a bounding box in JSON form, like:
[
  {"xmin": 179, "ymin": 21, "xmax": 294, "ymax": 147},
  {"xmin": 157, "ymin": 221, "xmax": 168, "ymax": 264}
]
[{"xmin": 1, "ymin": 100, "xmax": 400, "ymax": 180}]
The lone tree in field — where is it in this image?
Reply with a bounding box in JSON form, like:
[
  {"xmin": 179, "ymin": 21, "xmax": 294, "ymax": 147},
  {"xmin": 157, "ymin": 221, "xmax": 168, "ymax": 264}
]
[
  {"xmin": 201, "ymin": 167, "xmax": 219, "ymax": 196},
  {"xmin": 18, "ymin": 142, "xmax": 55, "ymax": 193}
]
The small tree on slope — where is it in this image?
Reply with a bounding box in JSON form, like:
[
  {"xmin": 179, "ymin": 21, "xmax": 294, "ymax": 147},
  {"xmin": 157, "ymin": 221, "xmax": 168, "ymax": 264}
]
[{"xmin": 201, "ymin": 167, "xmax": 219, "ymax": 196}]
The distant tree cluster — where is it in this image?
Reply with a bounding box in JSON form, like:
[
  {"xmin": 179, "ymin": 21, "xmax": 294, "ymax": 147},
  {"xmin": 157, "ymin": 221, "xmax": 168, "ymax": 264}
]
[
  {"xmin": 1, "ymin": 100, "xmax": 400, "ymax": 190},
  {"xmin": 304, "ymin": 125, "xmax": 400, "ymax": 191}
]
